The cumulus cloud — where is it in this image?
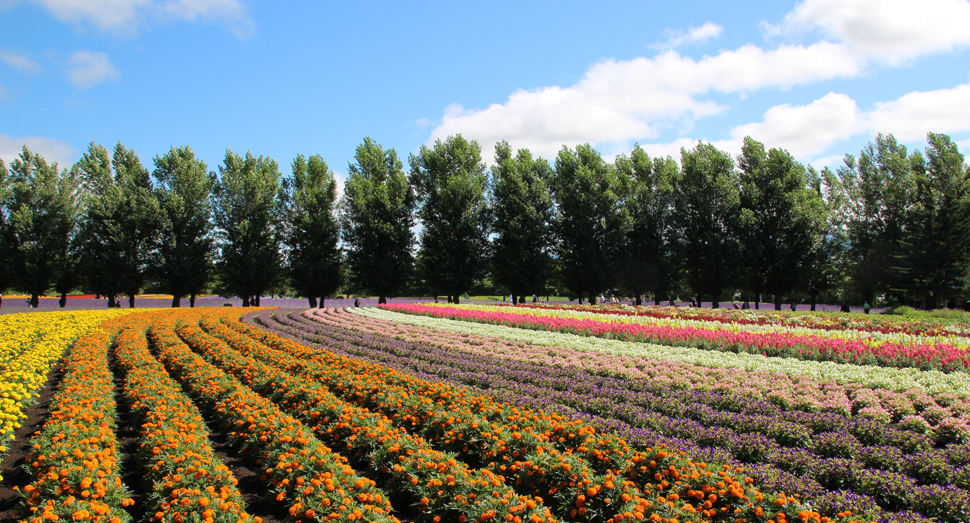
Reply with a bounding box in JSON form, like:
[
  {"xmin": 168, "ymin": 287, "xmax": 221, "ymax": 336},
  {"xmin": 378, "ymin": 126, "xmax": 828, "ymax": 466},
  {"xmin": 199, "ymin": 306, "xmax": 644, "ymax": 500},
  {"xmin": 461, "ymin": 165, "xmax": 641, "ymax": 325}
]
[
  {"xmin": 26, "ymin": 0, "xmax": 253, "ymax": 37},
  {"xmin": 65, "ymin": 50, "xmax": 119, "ymax": 89},
  {"xmin": 866, "ymin": 83, "xmax": 970, "ymax": 141},
  {"xmin": 0, "ymin": 134, "xmax": 78, "ymax": 170},
  {"xmin": 655, "ymin": 22, "xmax": 724, "ymax": 50},
  {"xmin": 429, "ymin": 41, "xmax": 859, "ymax": 160},
  {"xmin": 0, "ymin": 50, "xmax": 41, "ymax": 74},
  {"xmin": 764, "ymin": 0, "xmax": 970, "ymax": 64},
  {"xmin": 729, "ymin": 92, "xmax": 863, "ymax": 157}
]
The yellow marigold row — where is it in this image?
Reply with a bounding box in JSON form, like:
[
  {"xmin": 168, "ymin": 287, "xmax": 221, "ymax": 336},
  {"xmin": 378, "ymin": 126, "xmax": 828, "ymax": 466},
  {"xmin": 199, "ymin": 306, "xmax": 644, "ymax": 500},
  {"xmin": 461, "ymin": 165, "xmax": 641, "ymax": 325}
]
[{"xmin": 0, "ymin": 310, "xmax": 139, "ymax": 478}]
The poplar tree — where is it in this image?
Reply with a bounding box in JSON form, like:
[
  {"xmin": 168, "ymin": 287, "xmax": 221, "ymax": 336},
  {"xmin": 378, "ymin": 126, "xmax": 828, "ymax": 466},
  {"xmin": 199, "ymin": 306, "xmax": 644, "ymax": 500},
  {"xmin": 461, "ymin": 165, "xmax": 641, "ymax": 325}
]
[
  {"xmin": 76, "ymin": 142, "xmax": 158, "ymax": 308},
  {"xmin": 738, "ymin": 137, "xmax": 827, "ymax": 309},
  {"xmin": 409, "ymin": 134, "xmax": 490, "ymax": 304},
  {"xmin": 340, "ymin": 137, "xmax": 415, "ymax": 304},
  {"xmin": 674, "ymin": 142, "xmax": 741, "ymax": 308},
  {"xmin": 1, "ymin": 147, "xmax": 80, "ymax": 308},
  {"xmin": 616, "ymin": 146, "xmax": 681, "ymax": 305},
  {"xmin": 551, "ymin": 144, "xmax": 628, "ymax": 305},
  {"xmin": 490, "ymin": 141, "xmax": 554, "ymax": 305},
  {"xmin": 214, "ymin": 149, "xmax": 284, "ymax": 307},
  {"xmin": 285, "ymin": 154, "xmax": 342, "ymax": 308},
  {"xmin": 152, "ymin": 146, "xmax": 215, "ymax": 307}
]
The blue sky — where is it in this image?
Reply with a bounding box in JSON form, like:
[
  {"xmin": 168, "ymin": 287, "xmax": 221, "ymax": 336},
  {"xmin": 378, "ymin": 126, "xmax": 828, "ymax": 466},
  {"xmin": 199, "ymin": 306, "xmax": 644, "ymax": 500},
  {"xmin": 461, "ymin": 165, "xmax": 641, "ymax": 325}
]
[{"xmin": 2, "ymin": 0, "xmax": 970, "ymax": 187}]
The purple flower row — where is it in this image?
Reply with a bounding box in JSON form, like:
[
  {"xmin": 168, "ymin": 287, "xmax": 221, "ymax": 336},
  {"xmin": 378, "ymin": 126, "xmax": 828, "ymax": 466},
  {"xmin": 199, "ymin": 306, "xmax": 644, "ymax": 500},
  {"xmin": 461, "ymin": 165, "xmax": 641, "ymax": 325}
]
[{"xmin": 245, "ymin": 309, "xmax": 968, "ymax": 522}]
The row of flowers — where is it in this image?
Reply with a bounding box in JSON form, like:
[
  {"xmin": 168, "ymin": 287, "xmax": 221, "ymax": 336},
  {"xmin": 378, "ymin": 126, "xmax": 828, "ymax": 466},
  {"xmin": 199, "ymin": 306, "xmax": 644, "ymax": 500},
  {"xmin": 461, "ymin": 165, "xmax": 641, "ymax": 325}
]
[
  {"xmin": 146, "ymin": 309, "xmax": 399, "ymax": 523},
  {"xmin": 185, "ymin": 311, "xmax": 559, "ymax": 523},
  {"xmin": 0, "ymin": 310, "xmax": 133, "ymax": 468},
  {"xmin": 489, "ymin": 305, "xmax": 970, "ymax": 353},
  {"xmin": 507, "ymin": 304, "xmax": 970, "ymax": 339},
  {"xmin": 295, "ymin": 309, "xmax": 970, "ymax": 515},
  {"xmin": 383, "ymin": 304, "xmax": 970, "ymax": 374},
  {"xmin": 235, "ymin": 308, "xmax": 876, "ymax": 523},
  {"xmin": 314, "ymin": 308, "xmax": 969, "ymax": 448},
  {"xmin": 18, "ymin": 316, "xmax": 135, "ymax": 522},
  {"xmin": 111, "ymin": 315, "xmax": 258, "ymax": 523},
  {"xmin": 256, "ymin": 307, "xmax": 967, "ymax": 522},
  {"xmin": 355, "ymin": 306, "xmax": 970, "ymax": 410}
]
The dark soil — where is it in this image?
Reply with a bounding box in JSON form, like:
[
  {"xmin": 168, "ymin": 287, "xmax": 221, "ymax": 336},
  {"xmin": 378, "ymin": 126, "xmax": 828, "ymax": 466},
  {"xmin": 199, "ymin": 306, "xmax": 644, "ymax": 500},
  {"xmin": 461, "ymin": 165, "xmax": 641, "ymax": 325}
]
[
  {"xmin": 110, "ymin": 347, "xmax": 149, "ymax": 522},
  {"xmin": 0, "ymin": 362, "xmax": 63, "ymax": 521}
]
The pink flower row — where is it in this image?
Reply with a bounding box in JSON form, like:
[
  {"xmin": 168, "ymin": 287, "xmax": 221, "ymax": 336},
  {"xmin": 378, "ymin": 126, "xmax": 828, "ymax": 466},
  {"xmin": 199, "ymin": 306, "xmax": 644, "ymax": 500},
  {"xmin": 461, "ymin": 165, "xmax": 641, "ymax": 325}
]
[{"xmin": 382, "ymin": 303, "xmax": 970, "ymax": 372}]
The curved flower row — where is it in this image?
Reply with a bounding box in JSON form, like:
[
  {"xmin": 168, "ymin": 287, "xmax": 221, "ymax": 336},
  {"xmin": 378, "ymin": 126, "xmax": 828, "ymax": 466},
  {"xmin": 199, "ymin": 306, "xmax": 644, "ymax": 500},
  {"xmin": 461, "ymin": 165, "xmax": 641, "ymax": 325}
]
[
  {"xmin": 237, "ymin": 309, "xmax": 875, "ymax": 523},
  {"xmin": 284, "ymin": 309, "xmax": 970, "ymax": 520},
  {"xmin": 382, "ymin": 304, "xmax": 970, "ymax": 373},
  {"xmin": 361, "ymin": 307, "xmax": 970, "ymax": 397},
  {"xmin": 112, "ymin": 318, "xmax": 258, "ymax": 523},
  {"xmin": 274, "ymin": 308, "xmax": 969, "ymax": 522},
  {"xmin": 147, "ymin": 309, "xmax": 399, "ymax": 523},
  {"xmin": 19, "ymin": 319, "xmax": 135, "ymax": 523},
  {"xmin": 185, "ymin": 311, "xmax": 558, "ymax": 523},
  {"xmin": 310, "ymin": 309, "xmax": 968, "ymax": 446},
  {"xmin": 0, "ymin": 310, "xmax": 134, "ymax": 466},
  {"xmin": 507, "ymin": 304, "xmax": 970, "ymax": 339},
  {"xmin": 484, "ymin": 305, "xmax": 970, "ymax": 353}
]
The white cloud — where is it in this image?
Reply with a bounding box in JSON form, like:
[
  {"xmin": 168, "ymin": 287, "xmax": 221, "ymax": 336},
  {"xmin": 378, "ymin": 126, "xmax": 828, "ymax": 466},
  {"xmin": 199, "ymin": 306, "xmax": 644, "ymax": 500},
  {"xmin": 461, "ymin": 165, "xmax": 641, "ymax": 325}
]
[
  {"xmin": 765, "ymin": 0, "xmax": 970, "ymax": 65},
  {"xmin": 65, "ymin": 50, "xmax": 119, "ymax": 89},
  {"xmin": 866, "ymin": 83, "xmax": 970, "ymax": 141},
  {"xmin": 0, "ymin": 134, "xmax": 78, "ymax": 170},
  {"xmin": 27, "ymin": 0, "xmax": 253, "ymax": 37},
  {"xmin": 729, "ymin": 92, "xmax": 863, "ymax": 157},
  {"xmin": 0, "ymin": 50, "xmax": 41, "ymax": 74},
  {"xmin": 655, "ymin": 22, "xmax": 724, "ymax": 50},
  {"xmin": 429, "ymin": 41, "xmax": 859, "ymax": 160}
]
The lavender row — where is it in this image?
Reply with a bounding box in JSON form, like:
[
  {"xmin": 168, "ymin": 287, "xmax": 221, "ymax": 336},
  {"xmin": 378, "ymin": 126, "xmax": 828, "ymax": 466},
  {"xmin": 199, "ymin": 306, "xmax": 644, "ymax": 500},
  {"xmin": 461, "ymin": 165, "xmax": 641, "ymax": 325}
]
[{"xmin": 246, "ymin": 310, "xmax": 969, "ymax": 522}]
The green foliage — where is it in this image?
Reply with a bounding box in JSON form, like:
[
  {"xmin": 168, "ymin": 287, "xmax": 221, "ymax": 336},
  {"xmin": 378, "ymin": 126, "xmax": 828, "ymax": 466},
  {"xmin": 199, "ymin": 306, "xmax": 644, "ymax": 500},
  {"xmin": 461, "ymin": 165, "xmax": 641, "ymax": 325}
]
[
  {"xmin": 738, "ymin": 137, "xmax": 827, "ymax": 309},
  {"xmin": 615, "ymin": 145, "xmax": 681, "ymax": 304},
  {"xmin": 284, "ymin": 154, "xmax": 342, "ymax": 307},
  {"xmin": 674, "ymin": 141, "xmax": 742, "ymax": 306},
  {"xmin": 489, "ymin": 141, "xmax": 554, "ymax": 304},
  {"xmin": 551, "ymin": 143, "xmax": 629, "ymax": 304},
  {"xmin": 340, "ymin": 137, "xmax": 415, "ymax": 303},
  {"xmin": 152, "ymin": 146, "xmax": 215, "ymax": 307},
  {"xmin": 0, "ymin": 146, "xmax": 81, "ymax": 306},
  {"xmin": 213, "ymin": 149, "xmax": 285, "ymax": 305},
  {"xmin": 76, "ymin": 142, "xmax": 158, "ymax": 307},
  {"xmin": 410, "ymin": 134, "xmax": 490, "ymax": 304}
]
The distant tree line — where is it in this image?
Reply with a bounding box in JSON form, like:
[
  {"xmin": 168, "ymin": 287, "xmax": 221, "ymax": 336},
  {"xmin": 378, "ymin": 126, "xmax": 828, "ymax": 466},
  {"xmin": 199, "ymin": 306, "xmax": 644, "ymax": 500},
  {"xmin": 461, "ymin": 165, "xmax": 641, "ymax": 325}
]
[{"xmin": 1, "ymin": 131, "xmax": 968, "ymax": 310}]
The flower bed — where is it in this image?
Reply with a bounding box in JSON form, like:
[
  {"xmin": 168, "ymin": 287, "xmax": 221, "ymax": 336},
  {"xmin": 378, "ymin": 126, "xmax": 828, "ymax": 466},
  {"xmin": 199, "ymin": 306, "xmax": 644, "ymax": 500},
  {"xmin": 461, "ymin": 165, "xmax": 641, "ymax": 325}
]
[
  {"xmin": 244, "ymin": 308, "xmax": 882, "ymax": 523},
  {"xmin": 381, "ymin": 304, "xmax": 970, "ymax": 373},
  {"xmin": 251, "ymin": 307, "xmax": 970, "ymax": 522}
]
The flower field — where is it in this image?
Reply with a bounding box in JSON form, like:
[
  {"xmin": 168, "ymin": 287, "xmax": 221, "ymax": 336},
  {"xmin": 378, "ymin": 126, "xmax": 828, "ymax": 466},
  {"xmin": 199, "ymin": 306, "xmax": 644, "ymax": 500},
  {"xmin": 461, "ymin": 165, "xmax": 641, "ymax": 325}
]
[
  {"xmin": 378, "ymin": 304, "xmax": 970, "ymax": 373},
  {"xmin": 3, "ymin": 303, "xmax": 969, "ymax": 523}
]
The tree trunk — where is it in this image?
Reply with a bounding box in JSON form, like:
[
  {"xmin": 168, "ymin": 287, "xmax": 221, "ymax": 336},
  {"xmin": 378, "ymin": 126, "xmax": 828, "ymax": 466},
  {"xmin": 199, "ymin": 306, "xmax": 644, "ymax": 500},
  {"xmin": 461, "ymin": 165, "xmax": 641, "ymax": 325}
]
[
  {"xmin": 254, "ymin": 295, "xmax": 260, "ymax": 306},
  {"xmin": 511, "ymin": 295, "xmax": 518, "ymax": 305},
  {"xmin": 378, "ymin": 296, "xmax": 387, "ymax": 305},
  {"xmin": 712, "ymin": 299, "xmax": 719, "ymax": 309},
  {"xmin": 309, "ymin": 297, "xmax": 318, "ymax": 308},
  {"xmin": 188, "ymin": 294, "xmax": 195, "ymax": 307},
  {"xmin": 59, "ymin": 293, "xmax": 67, "ymax": 308},
  {"xmin": 129, "ymin": 294, "xmax": 136, "ymax": 308},
  {"xmin": 30, "ymin": 294, "xmax": 39, "ymax": 308},
  {"xmin": 635, "ymin": 294, "xmax": 642, "ymax": 306},
  {"xmin": 321, "ymin": 298, "xmax": 326, "ymax": 308},
  {"xmin": 775, "ymin": 295, "xmax": 783, "ymax": 311},
  {"xmin": 172, "ymin": 295, "xmax": 180, "ymax": 308},
  {"xmin": 107, "ymin": 295, "xmax": 116, "ymax": 308},
  {"xmin": 454, "ymin": 295, "xmax": 460, "ymax": 305},
  {"xmin": 242, "ymin": 296, "xmax": 250, "ymax": 307}
]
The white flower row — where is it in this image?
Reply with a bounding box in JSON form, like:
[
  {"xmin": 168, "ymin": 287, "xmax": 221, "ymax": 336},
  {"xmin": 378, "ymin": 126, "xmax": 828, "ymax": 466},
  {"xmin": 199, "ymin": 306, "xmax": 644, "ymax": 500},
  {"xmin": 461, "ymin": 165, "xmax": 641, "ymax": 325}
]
[{"xmin": 353, "ymin": 307, "xmax": 970, "ymax": 397}]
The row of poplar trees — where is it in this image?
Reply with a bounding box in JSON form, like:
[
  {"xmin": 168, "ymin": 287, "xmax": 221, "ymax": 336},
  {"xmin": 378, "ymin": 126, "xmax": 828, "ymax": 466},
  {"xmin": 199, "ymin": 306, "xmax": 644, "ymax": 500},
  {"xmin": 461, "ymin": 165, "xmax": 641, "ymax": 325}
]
[{"xmin": 1, "ymin": 132, "xmax": 968, "ymax": 310}]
